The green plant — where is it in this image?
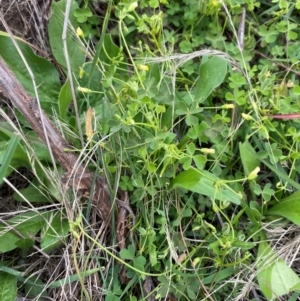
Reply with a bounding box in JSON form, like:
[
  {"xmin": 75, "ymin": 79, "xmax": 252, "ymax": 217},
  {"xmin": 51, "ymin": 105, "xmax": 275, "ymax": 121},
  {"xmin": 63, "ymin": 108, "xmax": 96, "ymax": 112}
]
[{"xmin": 2, "ymin": 0, "xmax": 300, "ymax": 300}]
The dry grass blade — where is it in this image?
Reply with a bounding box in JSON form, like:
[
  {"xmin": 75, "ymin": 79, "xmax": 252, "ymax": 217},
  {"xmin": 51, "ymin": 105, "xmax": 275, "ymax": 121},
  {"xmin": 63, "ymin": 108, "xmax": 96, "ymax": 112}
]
[{"xmin": 62, "ymin": 0, "xmax": 84, "ymax": 148}]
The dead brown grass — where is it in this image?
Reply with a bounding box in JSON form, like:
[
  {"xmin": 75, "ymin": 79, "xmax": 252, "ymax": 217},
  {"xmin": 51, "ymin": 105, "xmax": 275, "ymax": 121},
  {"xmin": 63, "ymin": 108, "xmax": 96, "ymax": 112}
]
[{"xmin": 0, "ymin": 0, "xmax": 52, "ymax": 53}]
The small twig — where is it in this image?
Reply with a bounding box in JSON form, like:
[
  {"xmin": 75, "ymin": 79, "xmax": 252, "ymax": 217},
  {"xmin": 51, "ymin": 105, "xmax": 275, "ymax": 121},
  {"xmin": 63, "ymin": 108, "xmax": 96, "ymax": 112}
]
[
  {"xmin": 117, "ymin": 198, "xmax": 136, "ymax": 229},
  {"xmin": 15, "ymin": 295, "xmax": 32, "ymax": 301},
  {"xmin": 267, "ymin": 113, "xmax": 300, "ymax": 119},
  {"xmin": 237, "ymin": 6, "xmax": 246, "ymax": 51}
]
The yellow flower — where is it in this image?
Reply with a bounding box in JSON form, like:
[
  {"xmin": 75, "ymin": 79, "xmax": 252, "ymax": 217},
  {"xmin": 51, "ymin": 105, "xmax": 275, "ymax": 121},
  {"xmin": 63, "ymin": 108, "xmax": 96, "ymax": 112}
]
[
  {"xmin": 248, "ymin": 167, "xmax": 260, "ymax": 180},
  {"xmin": 137, "ymin": 64, "xmax": 149, "ymax": 71},
  {"xmin": 242, "ymin": 113, "xmax": 253, "ymax": 121},
  {"xmin": 76, "ymin": 27, "xmax": 84, "ymax": 38}
]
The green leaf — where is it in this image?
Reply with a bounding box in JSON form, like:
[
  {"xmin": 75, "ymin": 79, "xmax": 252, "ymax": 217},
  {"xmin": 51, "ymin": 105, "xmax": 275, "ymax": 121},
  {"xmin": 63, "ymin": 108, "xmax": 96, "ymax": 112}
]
[
  {"xmin": 256, "ymin": 241, "xmax": 277, "ymax": 300},
  {"xmin": 239, "ymin": 141, "xmax": 260, "ymax": 176},
  {"xmin": 41, "ymin": 213, "xmax": 69, "ymax": 253},
  {"xmin": 25, "ymin": 275, "xmax": 47, "ymax": 300},
  {"xmin": 14, "ymin": 166, "xmax": 63, "ymax": 203},
  {"xmin": 249, "ymin": 201, "xmax": 263, "ymax": 221},
  {"xmin": 193, "ymin": 154, "xmax": 207, "ymax": 170},
  {"xmin": 120, "ymin": 245, "xmax": 135, "ymax": 260},
  {"xmin": 0, "ymin": 266, "xmax": 23, "ymax": 278},
  {"xmin": 133, "ymin": 256, "xmax": 146, "ymax": 272},
  {"xmin": 271, "ymin": 262, "xmax": 300, "ymax": 296},
  {"xmin": 258, "ymin": 24, "xmax": 278, "ymax": 43},
  {"xmin": 0, "ymin": 33, "xmax": 61, "ymax": 111},
  {"xmin": 13, "ymin": 178, "xmax": 50, "ymax": 203},
  {"xmin": 169, "ymin": 169, "xmax": 241, "ymax": 205},
  {"xmin": 24, "ymin": 132, "xmax": 51, "ymax": 161},
  {"xmin": 149, "ymin": 0, "xmax": 159, "ymax": 8},
  {"xmin": 186, "ymin": 114, "xmax": 199, "ymax": 126},
  {"xmin": 15, "ymin": 238, "xmax": 34, "ymax": 250},
  {"xmin": 146, "ymin": 162, "xmax": 157, "ymax": 173},
  {"xmin": 239, "ymin": 141, "xmax": 260, "ymax": 199},
  {"xmin": 257, "ymin": 241, "xmax": 300, "ymax": 300},
  {"xmin": 58, "ymin": 79, "xmax": 72, "ymax": 121},
  {"xmin": 266, "ymin": 191, "xmax": 300, "ymax": 226},
  {"xmin": 99, "ymin": 34, "xmax": 123, "ymax": 66},
  {"xmin": 179, "ymin": 40, "xmax": 193, "ymax": 53},
  {"xmin": 292, "ymin": 85, "xmax": 300, "ymax": 95},
  {"xmin": 48, "ymin": 0, "xmax": 84, "ymax": 73},
  {"xmin": 0, "ymin": 134, "xmax": 20, "ymax": 184},
  {"xmin": 202, "ymin": 267, "xmax": 234, "ymax": 285},
  {"xmin": 0, "ymin": 122, "xmax": 16, "ymax": 139},
  {"xmin": 0, "ymin": 211, "xmax": 50, "ymax": 253},
  {"xmin": 186, "ymin": 277, "xmax": 199, "ymax": 299},
  {"xmin": 288, "ymin": 31, "xmax": 298, "ymax": 41},
  {"xmin": 194, "ymin": 57, "xmax": 227, "ymax": 102},
  {"xmin": 182, "ymin": 208, "xmax": 193, "ymax": 217},
  {"xmin": 176, "ymin": 102, "xmax": 188, "ymax": 114},
  {"xmin": 0, "ymin": 130, "xmax": 50, "ymax": 175},
  {"xmin": 180, "ymin": 157, "xmax": 192, "ymax": 170},
  {"xmin": 74, "ymin": 7, "xmax": 93, "ymax": 19},
  {"xmin": 0, "ymin": 272, "xmax": 17, "ymax": 301},
  {"xmin": 149, "ymin": 243, "xmax": 157, "ymax": 267},
  {"xmin": 78, "ymin": 61, "xmax": 104, "ymax": 104},
  {"xmin": 241, "ymin": 141, "xmax": 300, "ymax": 191}
]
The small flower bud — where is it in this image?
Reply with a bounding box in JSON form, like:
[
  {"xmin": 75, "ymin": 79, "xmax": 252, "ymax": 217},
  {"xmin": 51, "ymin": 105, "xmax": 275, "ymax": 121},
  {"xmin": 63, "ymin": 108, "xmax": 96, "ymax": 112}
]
[
  {"xmin": 222, "ymin": 104, "xmax": 234, "ymax": 109},
  {"xmin": 137, "ymin": 64, "xmax": 149, "ymax": 71},
  {"xmin": 78, "ymin": 87, "xmax": 92, "ymax": 93},
  {"xmin": 128, "ymin": 118, "xmax": 135, "ymax": 125},
  {"xmin": 192, "ymin": 257, "xmax": 201, "ymax": 267},
  {"xmin": 79, "ymin": 67, "xmax": 85, "ymax": 79},
  {"xmin": 200, "ymin": 148, "xmax": 215, "ymax": 154},
  {"xmin": 127, "ymin": 2, "xmax": 138, "ymax": 12},
  {"xmin": 242, "ymin": 113, "xmax": 253, "ymax": 121},
  {"xmin": 248, "ymin": 167, "xmax": 260, "ymax": 180},
  {"xmin": 76, "ymin": 27, "xmax": 84, "ymax": 38}
]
